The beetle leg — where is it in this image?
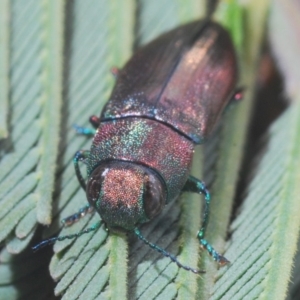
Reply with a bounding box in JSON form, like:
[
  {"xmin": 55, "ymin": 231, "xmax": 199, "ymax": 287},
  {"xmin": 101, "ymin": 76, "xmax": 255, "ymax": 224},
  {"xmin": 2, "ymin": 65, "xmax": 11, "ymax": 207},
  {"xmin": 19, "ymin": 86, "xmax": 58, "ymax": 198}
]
[
  {"xmin": 32, "ymin": 221, "xmax": 101, "ymax": 252},
  {"xmin": 89, "ymin": 115, "xmax": 100, "ymax": 128},
  {"xmin": 134, "ymin": 227, "xmax": 205, "ymax": 274},
  {"xmin": 61, "ymin": 204, "xmax": 94, "ymax": 227},
  {"xmin": 73, "ymin": 124, "xmax": 96, "ymax": 136},
  {"xmin": 183, "ymin": 176, "xmax": 230, "ymax": 266},
  {"xmin": 73, "ymin": 115, "xmax": 99, "ymax": 136},
  {"xmin": 74, "ymin": 150, "xmax": 90, "ymax": 190}
]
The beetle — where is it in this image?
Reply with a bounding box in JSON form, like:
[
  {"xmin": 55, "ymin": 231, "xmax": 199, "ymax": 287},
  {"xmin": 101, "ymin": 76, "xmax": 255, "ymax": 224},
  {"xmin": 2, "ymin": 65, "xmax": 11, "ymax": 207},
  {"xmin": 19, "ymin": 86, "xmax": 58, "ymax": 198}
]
[{"xmin": 33, "ymin": 19, "xmax": 241, "ymax": 274}]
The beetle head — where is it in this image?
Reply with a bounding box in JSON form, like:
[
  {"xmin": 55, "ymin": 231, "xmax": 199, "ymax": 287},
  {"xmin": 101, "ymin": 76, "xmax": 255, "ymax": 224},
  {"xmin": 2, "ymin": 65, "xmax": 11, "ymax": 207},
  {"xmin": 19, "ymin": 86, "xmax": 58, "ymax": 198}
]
[{"xmin": 86, "ymin": 161, "xmax": 166, "ymax": 231}]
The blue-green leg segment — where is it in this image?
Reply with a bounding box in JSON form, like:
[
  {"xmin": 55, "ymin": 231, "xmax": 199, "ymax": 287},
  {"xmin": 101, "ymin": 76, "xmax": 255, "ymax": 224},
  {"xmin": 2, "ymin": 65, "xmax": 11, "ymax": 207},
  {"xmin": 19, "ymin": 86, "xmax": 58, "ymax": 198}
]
[
  {"xmin": 183, "ymin": 176, "xmax": 229, "ymax": 266},
  {"xmin": 73, "ymin": 150, "xmax": 90, "ymax": 191},
  {"xmin": 62, "ymin": 204, "xmax": 94, "ymax": 227},
  {"xmin": 73, "ymin": 124, "xmax": 96, "ymax": 136},
  {"xmin": 32, "ymin": 117, "xmax": 100, "ymax": 253},
  {"xmin": 32, "ymin": 221, "xmax": 101, "ymax": 252},
  {"xmin": 134, "ymin": 228, "xmax": 204, "ymax": 274},
  {"xmin": 73, "ymin": 115, "xmax": 100, "ymax": 136}
]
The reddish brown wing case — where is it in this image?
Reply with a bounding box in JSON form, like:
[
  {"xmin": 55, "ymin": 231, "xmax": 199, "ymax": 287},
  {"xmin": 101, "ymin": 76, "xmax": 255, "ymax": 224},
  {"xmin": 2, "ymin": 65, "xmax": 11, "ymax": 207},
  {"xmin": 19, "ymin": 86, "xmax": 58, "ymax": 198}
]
[{"xmin": 101, "ymin": 20, "xmax": 237, "ymax": 144}]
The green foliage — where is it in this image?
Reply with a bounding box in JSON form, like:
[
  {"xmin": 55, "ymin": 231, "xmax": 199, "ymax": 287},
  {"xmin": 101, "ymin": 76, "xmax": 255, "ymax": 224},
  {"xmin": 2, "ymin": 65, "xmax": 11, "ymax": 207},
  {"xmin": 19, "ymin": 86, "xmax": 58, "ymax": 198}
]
[
  {"xmin": 0, "ymin": 0, "xmax": 10, "ymax": 139},
  {"xmin": 1, "ymin": 0, "xmax": 300, "ymax": 299}
]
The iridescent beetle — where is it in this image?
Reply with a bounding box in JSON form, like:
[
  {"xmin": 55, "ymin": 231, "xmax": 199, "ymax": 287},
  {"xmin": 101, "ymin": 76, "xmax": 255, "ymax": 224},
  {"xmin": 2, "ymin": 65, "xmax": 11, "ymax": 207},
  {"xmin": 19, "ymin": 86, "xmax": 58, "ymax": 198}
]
[{"xmin": 34, "ymin": 19, "xmax": 241, "ymax": 274}]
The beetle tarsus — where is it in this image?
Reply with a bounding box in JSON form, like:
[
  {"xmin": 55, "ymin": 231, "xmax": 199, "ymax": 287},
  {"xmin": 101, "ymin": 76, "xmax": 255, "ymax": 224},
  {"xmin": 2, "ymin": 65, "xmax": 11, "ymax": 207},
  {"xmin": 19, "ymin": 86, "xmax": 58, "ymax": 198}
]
[
  {"xmin": 134, "ymin": 227, "xmax": 205, "ymax": 274},
  {"xmin": 73, "ymin": 124, "xmax": 96, "ymax": 136},
  {"xmin": 62, "ymin": 204, "xmax": 94, "ymax": 226},
  {"xmin": 32, "ymin": 238, "xmax": 57, "ymax": 252},
  {"xmin": 32, "ymin": 222, "xmax": 101, "ymax": 252},
  {"xmin": 218, "ymin": 255, "xmax": 230, "ymax": 266},
  {"xmin": 199, "ymin": 238, "xmax": 230, "ymax": 265}
]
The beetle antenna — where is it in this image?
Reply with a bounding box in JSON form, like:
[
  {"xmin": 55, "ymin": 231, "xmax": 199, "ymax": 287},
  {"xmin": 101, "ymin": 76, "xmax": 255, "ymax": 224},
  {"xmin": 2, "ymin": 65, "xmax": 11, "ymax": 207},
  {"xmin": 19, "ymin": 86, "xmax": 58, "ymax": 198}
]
[
  {"xmin": 134, "ymin": 228, "xmax": 205, "ymax": 274},
  {"xmin": 32, "ymin": 221, "xmax": 101, "ymax": 252}
]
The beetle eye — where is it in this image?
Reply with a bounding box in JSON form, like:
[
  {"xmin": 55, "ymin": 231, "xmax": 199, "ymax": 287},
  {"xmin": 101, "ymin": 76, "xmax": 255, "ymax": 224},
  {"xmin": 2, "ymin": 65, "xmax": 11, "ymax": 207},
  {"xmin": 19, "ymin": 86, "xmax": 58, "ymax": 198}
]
[
  {"xmin": 86, "ymin": 165, "xmax": 104, "ymax": 203},
  {"xmin": 143, "ymin": 171, "xmax": 166, "ymax": 220}
]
